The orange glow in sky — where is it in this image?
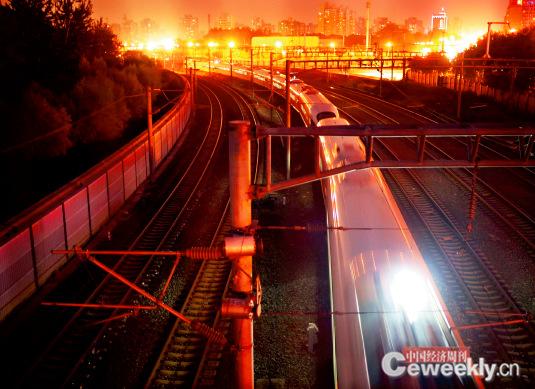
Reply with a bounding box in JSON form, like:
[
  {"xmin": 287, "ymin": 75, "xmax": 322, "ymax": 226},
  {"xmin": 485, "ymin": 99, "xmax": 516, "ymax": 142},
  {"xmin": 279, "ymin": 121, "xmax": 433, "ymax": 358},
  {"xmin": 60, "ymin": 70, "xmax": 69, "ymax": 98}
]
[{"xmin": 92, "ymin": 0, "xmax": 507, "ymax": 38}]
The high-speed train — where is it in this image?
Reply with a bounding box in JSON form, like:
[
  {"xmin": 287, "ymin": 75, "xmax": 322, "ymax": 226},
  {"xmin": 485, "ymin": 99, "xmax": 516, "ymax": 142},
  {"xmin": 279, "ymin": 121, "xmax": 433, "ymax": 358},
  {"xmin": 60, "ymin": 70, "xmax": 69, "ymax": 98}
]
[
  {"xmin": 248, "ymin": 68, "xmax": 340, "ymax": 127},
  {"xmin": 215, "ymin": 64, "xmax": 478, "ymax": 388},
  {"xmin": 319, "ymin": 133, "xmax": 479, "ymax": 388}
]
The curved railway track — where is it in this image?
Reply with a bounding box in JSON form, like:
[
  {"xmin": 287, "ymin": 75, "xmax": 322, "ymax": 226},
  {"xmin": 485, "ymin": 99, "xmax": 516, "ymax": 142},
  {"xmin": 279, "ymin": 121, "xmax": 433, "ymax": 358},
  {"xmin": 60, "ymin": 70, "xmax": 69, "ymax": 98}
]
[
  {"xmin": 145, "ymin": 78, "xmax": 261, "ymax": 389},
  {"xmin": 17, "ymin": 84, "xmax": 225, "ymax": 388}
]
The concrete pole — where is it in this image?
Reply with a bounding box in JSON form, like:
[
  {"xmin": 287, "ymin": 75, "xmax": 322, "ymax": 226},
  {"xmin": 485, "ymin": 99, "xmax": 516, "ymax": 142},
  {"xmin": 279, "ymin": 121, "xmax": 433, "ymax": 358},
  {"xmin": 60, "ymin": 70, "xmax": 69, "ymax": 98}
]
[
  {"xmin": 228, "ymin": 120, "xmax": 253, "ymax": 389},
  {"xmin": 250, "ymin": 48, "xmax": 254, "ymax": 87},
  {"xmin": 270, "ymin": 52, "xmax": 274, "ymax": 100},
  {"xmin": 208, "ymin": 47, "xmax": 211, "ymax": 74},
  {"xmin": 484, "ymin": 22, "xmax": 492, "ymax": 59},
  {"xmin": 365, "ymin": 1, "xmax": 371, "ymax": 52},
  {"xmin": 190, "ymin": 67, "xmax": 194, "ymax": 106},
  {"xmin": 193, "ymin": 60, "xmax": 197, "ymax": 101},
  {"xmin": 230, "ymin": 48, "xmax": 233, "ymax": 79},
  {"xmin": 326, "ymin": 50, "xmax": 329, "ymax": 82},
  {"xmin": 379, "ymin": 50, "xmax": 383, "ymax": 97},
  {"xmin": 147, "ymin": 87, "xmax": 154, "ymax": 176},
  {"xmin": 391, "ymin": 48, "xmax": 394, "ymax": 80},
  {"xmin": 457, "ymin": 53, "xmax": 465, "ymax": 120},
  {"xmin": 285, "ymin": 60, "xmax": 292, "ymax": 180}
]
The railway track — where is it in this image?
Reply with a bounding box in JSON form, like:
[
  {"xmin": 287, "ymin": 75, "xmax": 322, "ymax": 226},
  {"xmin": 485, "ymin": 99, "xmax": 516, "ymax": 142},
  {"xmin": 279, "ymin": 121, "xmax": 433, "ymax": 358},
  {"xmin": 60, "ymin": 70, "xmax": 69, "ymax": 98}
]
[
  {"xmin": 399, "ymin": 137, "xmax": 535, "ymax": 253},
  {"xmin": 449, "ymin": 135, "xmax": 535, "ymax": 191},
  {"xmin": 314, "ymin": 84, "xmax": 535, "ymax": 383},
  {"xmin": 145, "ymin": 78, "xmax": 261, "ymax": 388},
  {"xmin": 375, "ymin": 139, "xmax": 535, "ymax": 384},
  {"xmin": 322, "ymin": 84, "xmax": 535, "ymax": 253},
  {"xmin": 17, "ymin": 84, "xmax": 225, "ymax": 388}
]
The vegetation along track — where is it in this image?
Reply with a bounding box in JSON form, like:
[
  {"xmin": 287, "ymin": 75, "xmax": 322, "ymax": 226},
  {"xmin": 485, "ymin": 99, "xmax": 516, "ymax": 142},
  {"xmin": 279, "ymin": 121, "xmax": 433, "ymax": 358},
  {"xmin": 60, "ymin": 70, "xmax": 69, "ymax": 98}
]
[
  {"xmin": 324, "ymin": 87, "xmax": 535, "ymax": 383},
  {"xmin": 18, "ymin": 84, "xmax": 224, "ymax": 388},
  {"xmin": 145, "ymin": 78, "xmax": 261, "ymax": 389}
]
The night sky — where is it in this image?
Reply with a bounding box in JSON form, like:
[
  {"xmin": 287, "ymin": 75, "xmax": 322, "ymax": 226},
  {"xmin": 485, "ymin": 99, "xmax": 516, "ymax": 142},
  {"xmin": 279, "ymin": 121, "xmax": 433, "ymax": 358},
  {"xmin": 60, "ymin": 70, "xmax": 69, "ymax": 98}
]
[{"xmin": 92, "ymin": 0, "xmax": 507, "ymax": 35}]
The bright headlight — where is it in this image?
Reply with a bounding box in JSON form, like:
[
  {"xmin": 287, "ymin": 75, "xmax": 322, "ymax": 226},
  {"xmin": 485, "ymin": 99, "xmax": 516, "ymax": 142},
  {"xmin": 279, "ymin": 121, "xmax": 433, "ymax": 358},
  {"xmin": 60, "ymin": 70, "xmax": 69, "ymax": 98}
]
[{"xmin": 390, "ymin": 270, "xmax": 431, "ymax": 323}]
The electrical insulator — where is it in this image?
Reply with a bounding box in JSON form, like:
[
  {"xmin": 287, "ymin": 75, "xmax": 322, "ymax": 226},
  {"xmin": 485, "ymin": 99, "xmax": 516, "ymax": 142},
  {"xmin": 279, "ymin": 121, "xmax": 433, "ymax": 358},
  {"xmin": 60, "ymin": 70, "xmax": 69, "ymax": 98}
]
[
  {"xmin": 184, "ymin": 246, "xmax": 224, "ymax": 260},
  {"xmin": 190, "ymin": 320, "xmax": 228, "ymax": 346}
]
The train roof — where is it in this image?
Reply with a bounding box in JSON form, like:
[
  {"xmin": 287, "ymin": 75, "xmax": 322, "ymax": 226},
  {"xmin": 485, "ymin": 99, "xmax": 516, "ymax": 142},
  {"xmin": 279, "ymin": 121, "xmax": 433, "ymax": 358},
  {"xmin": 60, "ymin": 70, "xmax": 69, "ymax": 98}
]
[{"xmin": 300, "ymin": 86, "xmax": 332, "ymax": 105}]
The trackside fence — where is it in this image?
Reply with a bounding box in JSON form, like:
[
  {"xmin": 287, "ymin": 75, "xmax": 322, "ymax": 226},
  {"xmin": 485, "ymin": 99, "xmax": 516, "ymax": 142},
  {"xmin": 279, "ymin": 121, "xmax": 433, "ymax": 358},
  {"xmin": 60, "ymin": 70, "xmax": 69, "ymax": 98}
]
[
  {"xmin": 0, "ymin": 79, "xmax": 192, "ymax": 320},
  {"xmin": 406, "ymin": 69, "xmax": 535, "ymax": 114}
]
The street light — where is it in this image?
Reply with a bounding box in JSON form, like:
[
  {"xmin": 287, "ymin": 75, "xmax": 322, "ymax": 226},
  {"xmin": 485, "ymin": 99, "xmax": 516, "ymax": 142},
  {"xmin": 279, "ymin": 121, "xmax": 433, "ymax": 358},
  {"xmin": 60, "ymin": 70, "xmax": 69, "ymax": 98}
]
[
  {"xmin": 484, "ymin": 21, "xmax": 510, "ymax": 58},
  {"xmin": 228, "ymin": 41, "xmax": 235, "ymax": 79}
]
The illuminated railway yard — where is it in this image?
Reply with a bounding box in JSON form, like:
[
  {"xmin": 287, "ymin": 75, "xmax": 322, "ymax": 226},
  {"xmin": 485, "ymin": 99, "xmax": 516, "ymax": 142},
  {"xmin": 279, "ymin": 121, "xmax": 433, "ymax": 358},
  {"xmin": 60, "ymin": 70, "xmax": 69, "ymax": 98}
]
[{"xmin": 2, "ymin": 1, "xmax": 535, "ymax": 388}]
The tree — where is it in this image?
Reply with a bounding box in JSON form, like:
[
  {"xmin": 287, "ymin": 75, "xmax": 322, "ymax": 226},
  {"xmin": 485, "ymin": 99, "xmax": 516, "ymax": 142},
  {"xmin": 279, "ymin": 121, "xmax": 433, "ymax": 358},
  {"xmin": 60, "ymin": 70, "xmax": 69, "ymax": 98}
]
[
  {"xmin": 50, "ymin": 0, "xmax": 92, "ymax": 46},
  {"xmin": 86, "ymin": 18, "xmax": 120, "ymax": 60},
  {"xmin": 463, "ymin": 26, "xmax": 535, "ymax": 91},
  {"xmin": 15, "ymin": 84, "xmax": 72, "ymax": 158},
  {"xmin": 71, "ymin": 61, "xmax": 130, "ymax": 144}
]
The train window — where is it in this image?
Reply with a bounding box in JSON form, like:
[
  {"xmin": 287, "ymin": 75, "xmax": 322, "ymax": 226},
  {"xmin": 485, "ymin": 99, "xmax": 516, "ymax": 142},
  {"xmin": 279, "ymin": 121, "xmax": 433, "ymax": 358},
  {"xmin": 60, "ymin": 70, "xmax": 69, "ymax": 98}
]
[{"xmin": 316, "ymin": 111, "xmax": 336, "ymax": 122}]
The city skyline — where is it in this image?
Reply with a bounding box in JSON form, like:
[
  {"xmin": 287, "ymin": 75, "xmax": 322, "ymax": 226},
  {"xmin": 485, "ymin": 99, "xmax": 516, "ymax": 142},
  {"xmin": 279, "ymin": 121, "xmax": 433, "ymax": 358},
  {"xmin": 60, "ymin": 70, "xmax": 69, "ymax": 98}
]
[{"xmin": 93, "ymin": 0, "xmax": 507, "ymax": 36}]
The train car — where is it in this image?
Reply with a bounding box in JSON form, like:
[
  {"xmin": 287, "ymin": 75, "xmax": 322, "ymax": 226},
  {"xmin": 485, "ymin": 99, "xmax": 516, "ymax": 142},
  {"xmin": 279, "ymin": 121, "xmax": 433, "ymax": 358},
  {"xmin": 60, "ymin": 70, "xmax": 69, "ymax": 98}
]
[
  {"xmin": 254, "ymin": 69, "xmax": 271, "ymax": 83},
  {"xmin": 298, "ymin": 85, "xmax": 339, "ymax": 126},
  {"xmin": 212, "ymin": 67, "xmax": 476, "ymax": 387},
  {"xmin": 319, "ymin": 133, "xmax": 476, "ymax": 388},
  {"xmin": 317, "ymin": 117, "xmax": 350, "ymax": 128}
]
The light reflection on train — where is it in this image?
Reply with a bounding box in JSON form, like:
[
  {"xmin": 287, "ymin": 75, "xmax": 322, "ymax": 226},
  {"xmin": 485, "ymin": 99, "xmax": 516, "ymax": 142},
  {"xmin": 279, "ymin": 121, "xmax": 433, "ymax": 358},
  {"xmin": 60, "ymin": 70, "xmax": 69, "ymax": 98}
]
[{"xmin": 215, "ymin": 63, "xmax": 479, "ymax": 389}]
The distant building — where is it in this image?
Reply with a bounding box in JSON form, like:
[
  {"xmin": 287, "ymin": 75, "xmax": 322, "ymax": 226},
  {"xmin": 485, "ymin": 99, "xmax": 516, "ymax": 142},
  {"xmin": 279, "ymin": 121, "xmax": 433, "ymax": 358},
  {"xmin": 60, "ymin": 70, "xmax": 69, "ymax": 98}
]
[
  {"xmin": 373, "ymin": 17, "xmax": 390, "ymax": 33},
  {"xmin": 217, "ymin": 13, "xmax": 233, "ymax": 30},
  {"xmin": 317, "ymin": 2, "xmax": 356, "ymax": 36},
  {"xmin": 431, "ymin": 8, "xmax": 448, "ymax": 31},
  {"xmin": 355, "ymin": 17, "xmax": 366, "ymax": 35},
  {"xmin": 182, "ymin": 14, "xmax": 199, "ymax": 39},
  {"xmin": 251, "ymin": 17, "xmax": 274, "ymax": 34},
  {"xmin": 121, "ymin": 16, "xmax": 140, "ymax": 43},
  {"xmin": 139, "ymin": 18, "xmax": 159, "ymax": 41},
  {"xmin": 405, "ymin": 17, "xmax": 424, "ymax": 34},
  {"xmin": 346, "ymin": 11, "xmax": 357, "ymax": 35},
  {"xmin": 505, "ymin": 0, "xmax": 535, "ymax": 29},
  {"xmin": 278, "ymin": 18, "xmax": 314, "ymax": 36}
]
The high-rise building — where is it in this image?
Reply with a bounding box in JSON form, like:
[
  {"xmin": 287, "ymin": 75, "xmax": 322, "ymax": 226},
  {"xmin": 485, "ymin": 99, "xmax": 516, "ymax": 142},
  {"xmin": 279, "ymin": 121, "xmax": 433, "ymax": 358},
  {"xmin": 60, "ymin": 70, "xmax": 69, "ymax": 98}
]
[
  {"xmin": 217, "ymin": 13, "xmax": 233, "ymax": 30},
  {"xmin": 182, "ymin": 15, "xmax": 199, "ymax": 39},
  {"xmin": 278, "ymin": 18, "xmax": 308, "ymax": 36},
  {"xmin": 505, "ymin": 0, "xmax": 535, "ymax": 29},
  {"xmin": 373, "ymin": 17, "xmax": 390, "ymax": 33},
  {"xmin": 431, "ymin": 8, "xmax": 448, "ymax": 31},
  {"xmin": 405, "ymin": 17, "xmax": 424, "ymax": 34},
  {"xmin": 139, "ymin": 18, "xmax": 159, "ymax": 40},
  {"xmin": 251, "ymin": 17, "xmax": 274, "ymax": 34},
  {"xmin": 355, "ymin": 17, "xmax": 366, "ymax": 35},
  {"xmin": 346, "ymin": 11, "xmax": 357, "ymax": 35},
  {"xmin": 317, "ymin": 2, "xmax": 356, "ymax": 36}
]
